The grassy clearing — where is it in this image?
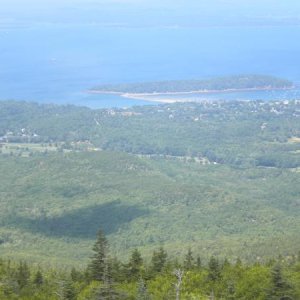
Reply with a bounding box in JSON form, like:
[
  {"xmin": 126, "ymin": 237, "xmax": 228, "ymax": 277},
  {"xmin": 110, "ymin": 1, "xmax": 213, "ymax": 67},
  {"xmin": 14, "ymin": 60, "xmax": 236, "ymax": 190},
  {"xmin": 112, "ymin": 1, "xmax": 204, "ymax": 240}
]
[
  {"xmin": 0, "ymin": 142, "xmax": 61, "ymax": 157},
  {"xmin": 0, "ymin": 142, "xmax": 100, "ymax": 157}
]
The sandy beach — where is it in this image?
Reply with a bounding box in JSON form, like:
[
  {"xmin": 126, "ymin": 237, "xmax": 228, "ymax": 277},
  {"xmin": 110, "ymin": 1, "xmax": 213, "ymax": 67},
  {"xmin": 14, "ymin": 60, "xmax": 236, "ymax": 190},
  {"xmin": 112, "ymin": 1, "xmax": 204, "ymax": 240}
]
[{"xmin": 88, "ymin": 86, "xmax": 295, "ymax": 104}]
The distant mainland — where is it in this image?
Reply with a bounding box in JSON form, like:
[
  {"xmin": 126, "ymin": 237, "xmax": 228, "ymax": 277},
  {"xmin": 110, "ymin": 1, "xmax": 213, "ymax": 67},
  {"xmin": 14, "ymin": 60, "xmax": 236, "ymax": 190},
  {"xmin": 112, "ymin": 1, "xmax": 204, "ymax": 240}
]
[{"xmin": 89, "ymin": 75, "xmax": 294, "ymax": 103}]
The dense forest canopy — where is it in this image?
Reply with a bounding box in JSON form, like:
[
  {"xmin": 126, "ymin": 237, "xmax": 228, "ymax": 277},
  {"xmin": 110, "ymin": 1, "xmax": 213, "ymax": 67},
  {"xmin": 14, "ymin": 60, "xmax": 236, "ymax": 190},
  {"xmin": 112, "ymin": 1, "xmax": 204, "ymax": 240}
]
[{"xmin": 0, "ymin": 100, "xmax": 299, "ymax": 269}]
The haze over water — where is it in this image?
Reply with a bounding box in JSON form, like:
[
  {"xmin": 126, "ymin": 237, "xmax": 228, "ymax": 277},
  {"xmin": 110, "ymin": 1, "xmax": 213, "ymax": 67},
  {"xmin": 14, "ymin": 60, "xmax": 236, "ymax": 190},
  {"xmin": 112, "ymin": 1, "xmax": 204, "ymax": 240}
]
[{"xmin": 0, "ymin": 0, "xmax": 300, "ymax": 108}]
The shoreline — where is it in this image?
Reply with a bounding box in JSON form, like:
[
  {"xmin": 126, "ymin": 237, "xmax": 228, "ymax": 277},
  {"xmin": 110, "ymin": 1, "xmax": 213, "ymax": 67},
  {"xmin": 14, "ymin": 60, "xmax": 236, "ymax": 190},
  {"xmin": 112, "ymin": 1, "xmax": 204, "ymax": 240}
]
[{"xmin": 88, "ymin": 86, "xmax": 296, "ymax": 104}]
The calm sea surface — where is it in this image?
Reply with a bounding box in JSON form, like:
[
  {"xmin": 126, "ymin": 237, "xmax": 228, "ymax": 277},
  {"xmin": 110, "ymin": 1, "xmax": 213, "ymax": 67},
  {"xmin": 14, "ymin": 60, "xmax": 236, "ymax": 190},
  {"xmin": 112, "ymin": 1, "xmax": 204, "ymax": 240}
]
[{"xmin": 0, "ymin": 24, "xmax": 300, "ymax": 108}]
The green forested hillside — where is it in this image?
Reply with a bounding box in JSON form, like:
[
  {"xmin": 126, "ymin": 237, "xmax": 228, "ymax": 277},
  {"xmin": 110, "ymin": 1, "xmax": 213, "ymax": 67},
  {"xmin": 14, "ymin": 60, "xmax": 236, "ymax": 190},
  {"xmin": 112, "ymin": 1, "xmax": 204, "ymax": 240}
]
[
  {"xmin": 0, "ymin": 100, "xmax": 299, "ymax": 267},
  {"xmin": 0, "ymin": 151, "xmax": 299, "ymax": 266}
]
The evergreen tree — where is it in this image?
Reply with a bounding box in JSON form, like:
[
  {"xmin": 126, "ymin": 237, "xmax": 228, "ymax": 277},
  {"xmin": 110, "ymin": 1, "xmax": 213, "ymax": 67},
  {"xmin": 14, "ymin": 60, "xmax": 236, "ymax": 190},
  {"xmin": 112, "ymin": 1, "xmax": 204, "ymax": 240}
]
[
  {"xmin": 266, "ymin": 264, "xmax": 293, "ymax": 300},
  {"xmin": 126, "ymin": 249, "xmax": 143, "ymax": 280},
  {"xmin": 89, "ymin": 229, "xmax": 109, "ymax": 281},
  {"xmin": 183, "ymin": 248, "xmax": 194, "ymax": 270},
  {"xmin": 208, "ymin": 256, "xmax": 221, "ymax": 282},
  {"xmin": 16, "ymin": 261, "xmax": 30, "ymax": 289},
  {"xmin": 70, "ymin": 267, "xmax": 81, "ymax": 282},
  {"xmin": 151, "ymin": 247, "xmax": 167, "ymax": 273},
  {"xmin": 110, "ymin": 257, "xmax": 123, "ymax": 283},
  {"xmin": 62, "ymin": 280, "xmax": 76, "ymax": 300},
  {"xmin": 33, "ymin": 270, "xmax": 44, "ymax": 286},
  {"xmin": 196, "ymin": 256, "xmax": 202, "ymax": 269},
  {"xmin": 95, "ymin": 262, "xmax": 123, "ymax": 300}
]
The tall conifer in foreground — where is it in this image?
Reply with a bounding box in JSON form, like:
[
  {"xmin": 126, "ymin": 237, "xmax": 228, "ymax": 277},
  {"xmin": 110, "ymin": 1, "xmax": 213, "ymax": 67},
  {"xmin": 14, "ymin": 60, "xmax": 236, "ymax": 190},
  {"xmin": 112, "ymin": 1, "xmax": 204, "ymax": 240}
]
[
  {"xmin": 150, "ymin": 247, "xmax": 167, "ymax": 274},
  {"xmin": 183, "ymin": 248, "xmax": 194, "ymax": 270},
  {"xmin": 33, "ymin": 270, "xmax": 44, "ymax": 286},
  {"xmin": 208, "ymin": 256, "xmax": 221, "ymax": 282},
  {"xmin": 16, "ymin": 261, "xmax": 30, "ymax": 289},
  {"xmin": 266, "ymin": 264, "xmax": 293, "ymax": 300},
  {"xmin": 95, "ymin": 262, "xmax": 120, "ymax": 300},
  {"xmin": 126, "ymin": 249, "xmax": 143, "ymax": 280},
  {"xmin": 89, "ymin": 229, "xmax": 109, "ymax": 281}
]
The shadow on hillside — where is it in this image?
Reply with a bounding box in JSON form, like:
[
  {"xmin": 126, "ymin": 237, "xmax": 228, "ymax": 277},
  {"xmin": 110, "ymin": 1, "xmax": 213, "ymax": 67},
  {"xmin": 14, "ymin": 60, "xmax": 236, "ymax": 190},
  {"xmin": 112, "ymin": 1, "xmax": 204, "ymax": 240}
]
[{"xmin": 14, "ymin": 200, "xmax": 149, "ymax": 239}]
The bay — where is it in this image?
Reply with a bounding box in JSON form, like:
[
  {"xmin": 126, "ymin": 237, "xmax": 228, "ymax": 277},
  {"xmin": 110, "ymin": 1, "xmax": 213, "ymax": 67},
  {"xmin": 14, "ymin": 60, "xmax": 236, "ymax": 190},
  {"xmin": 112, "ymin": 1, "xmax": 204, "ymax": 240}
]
[{"xmin": 0, "ymin": 24, "xmax": 299, "ymax": 108}]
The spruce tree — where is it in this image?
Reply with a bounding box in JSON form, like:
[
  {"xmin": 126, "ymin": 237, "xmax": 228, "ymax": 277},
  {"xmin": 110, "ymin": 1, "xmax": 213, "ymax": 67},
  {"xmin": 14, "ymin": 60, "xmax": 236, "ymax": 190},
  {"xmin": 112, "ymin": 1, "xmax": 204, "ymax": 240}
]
[
  {"xmin": 208, "ymin": 256, "xmax": 221, "ymax": 282},
  {"xmin": 95, "ymin": 261, "xmax": 123, "ymax": 300},
  {"xmin": 151, "ymin": 247, "xmax": 167, "ymax": 274},
  {"xmin": 70, "ymin": 267, "xmax": 80, "ymax": 282},
  {"xmin": 89, "ymin": 229, "xmax": 109, "ymax": 281},
  {"xmin": 127, "ymin": 249, "xmax": 143, "ymax": 280},
  {"xmin": 110, "ymin": 257, "xmax": 123, "ymax": 283},
  {"xmin": 196, "ymin": 256, "xmax": 202, "ymax": 269},
  {"xmin": 183, "ymin": 248, "xmax": 194, "ymax": 270},
  {"xmin": 266, "ymin": 264, "xmax": 293, "ymax": 300},
  {"xmin": 33, "ymin": 270, "xmax": 44, "ymax": 286},
  {"xmin": 62, "ymin": 280, "xmax": 76, "ymax": 300},
  {"xmin": 16, "ymin": 261, "xmax": 30, "ymax": 289}
]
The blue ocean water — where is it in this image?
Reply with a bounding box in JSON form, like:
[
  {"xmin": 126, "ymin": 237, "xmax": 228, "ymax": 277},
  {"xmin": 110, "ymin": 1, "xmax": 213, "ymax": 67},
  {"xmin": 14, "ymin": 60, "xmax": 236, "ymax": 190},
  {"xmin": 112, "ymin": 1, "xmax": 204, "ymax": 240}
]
[{"xmin": 0, "ymin": 24, "xmax": 300, "ymax": 108}]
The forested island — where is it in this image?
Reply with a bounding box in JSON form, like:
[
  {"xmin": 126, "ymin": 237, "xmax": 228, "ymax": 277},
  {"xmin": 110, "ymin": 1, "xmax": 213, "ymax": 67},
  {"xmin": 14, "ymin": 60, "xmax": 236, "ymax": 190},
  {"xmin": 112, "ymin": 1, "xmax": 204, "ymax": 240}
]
[{"xmin": 90, "ymin": 75, "xmax": 293, "ymax": 95}]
